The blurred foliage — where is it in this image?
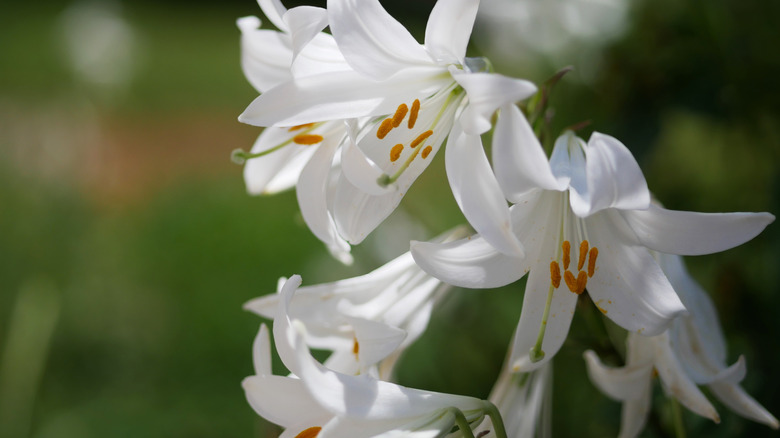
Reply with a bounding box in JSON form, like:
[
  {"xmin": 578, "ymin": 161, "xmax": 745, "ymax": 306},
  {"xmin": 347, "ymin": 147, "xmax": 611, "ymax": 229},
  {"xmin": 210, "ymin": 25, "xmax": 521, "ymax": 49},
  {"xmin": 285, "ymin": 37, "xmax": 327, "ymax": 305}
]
[{"xmin": 0, "ymin": 0, "xmax": 778, "ymax": 437}]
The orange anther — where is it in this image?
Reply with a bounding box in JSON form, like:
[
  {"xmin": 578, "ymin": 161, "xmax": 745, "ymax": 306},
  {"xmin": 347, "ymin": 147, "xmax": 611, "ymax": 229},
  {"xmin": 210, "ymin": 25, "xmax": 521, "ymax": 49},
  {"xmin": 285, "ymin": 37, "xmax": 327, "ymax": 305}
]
[
  {"xmin": 295, "ymin": 427, "xmax": 322, "ymax": 438},
  {"xmin": 575, "ymin": 271, "xmax": 588, "ymax": 294},
  {"xmin": 352, "ymin": 337, "xmax": 360, "ymax": 356},
  {"xmin": 390, "ymin": 144, "xmax": 404, "ymax": 162},
  {"xmin": 578, "ymin": 240, "xmax": 589, "ymax": 272},
  {"xmin": 562, "ymin": 241, "xmax": 571, "ymax": 270},
  {"xmin": 408, "ymin": 99, "xmax": 421, "ymax": 129},
  {"xmin": 564, "ymin": 270, "xmax": 577, "ymax": 293},
  {"xmin": 288, "ymin": 123, "xmax": 315, "ymax": 132},
  {"xmin": 588, "ymin": 247, "xmax": 598, "ymax": 278},
  {"xmin": 411, "ymin": 130, "xmax": 433, "ymax": 149},
  {"xmin": 392, "ymin": 103, "xmax": 408, "ymax": 128},
  {"xmin": 421, "ymin": 145, "xmax": 433, "ymax": 159},
  {"xmin": 550, "ymin": 261, "xmax": 561, "ymax": 289},
  {"xmin": 377, "ymin": 118, "xmax": 394, "ymax": 139},
  {"xmin": 293, "ymin": 134, "xmax": 324, "ymax": 145}
]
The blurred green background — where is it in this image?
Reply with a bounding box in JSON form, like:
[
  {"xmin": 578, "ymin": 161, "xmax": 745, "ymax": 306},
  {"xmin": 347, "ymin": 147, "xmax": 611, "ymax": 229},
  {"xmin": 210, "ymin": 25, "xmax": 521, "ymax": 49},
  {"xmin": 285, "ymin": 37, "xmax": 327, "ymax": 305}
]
[{"xmin": 0, "ymin": 0, "xmax": 778, "ymax": 437}]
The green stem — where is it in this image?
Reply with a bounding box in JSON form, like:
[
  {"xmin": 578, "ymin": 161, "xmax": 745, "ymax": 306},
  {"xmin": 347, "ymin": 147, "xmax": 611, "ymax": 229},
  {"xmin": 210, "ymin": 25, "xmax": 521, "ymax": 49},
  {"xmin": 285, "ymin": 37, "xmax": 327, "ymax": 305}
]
[
  {"xmin": 483, "ymin": 402, "xmax": 508, "ymax": 438},
  {"xmin": 671, "ymin": 398, "xmax": 686, "ymax": 438},
  {"xmin": 451, "ymin": 408, "xmax": 476, "ymax": 438}
]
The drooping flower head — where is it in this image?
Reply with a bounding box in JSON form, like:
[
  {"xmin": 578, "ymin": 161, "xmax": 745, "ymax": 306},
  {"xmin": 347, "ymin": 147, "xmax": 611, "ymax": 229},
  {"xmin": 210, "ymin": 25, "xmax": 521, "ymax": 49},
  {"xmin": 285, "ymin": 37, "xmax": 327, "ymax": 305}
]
[
  {"xmin": 243, "ymin": 275, "xmax": 505, "ymax": 438},
  {"xmin": 412, "ymin": 111, "xmax": 775, "ymax": 371}
]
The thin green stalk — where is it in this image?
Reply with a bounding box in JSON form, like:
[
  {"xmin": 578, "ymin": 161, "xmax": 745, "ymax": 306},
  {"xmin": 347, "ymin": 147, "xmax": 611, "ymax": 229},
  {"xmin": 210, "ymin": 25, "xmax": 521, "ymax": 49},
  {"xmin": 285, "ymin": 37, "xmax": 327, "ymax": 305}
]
[
  {"xmin": 483, "ymin": 402, "xmax": 508, "ymax": 438},
  {"xmin": 451, "ymin": 408, "xmax": 476, "ymax": 438}
]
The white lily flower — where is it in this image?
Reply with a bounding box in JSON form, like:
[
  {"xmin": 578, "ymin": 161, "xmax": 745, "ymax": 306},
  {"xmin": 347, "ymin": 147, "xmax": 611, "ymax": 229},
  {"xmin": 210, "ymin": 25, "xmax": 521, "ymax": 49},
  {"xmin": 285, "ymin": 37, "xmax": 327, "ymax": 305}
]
[
  {"xmin": 412, "ymin": 112, "xmax": 775, "ymax": 371},
  {"xmin": 584, "ymin": 331, "xmax": 720, "ymax": 438},
  {"xmin": 244, "ymin": 275, "xmax": 506, "ymax": 438},
  {"xmin": 244, "ymin": 228, "xmax": 464, "ymax": 378},
  {"xmin": 235, "ymin": 0, "xmax": 356, "ymax": 264},
  {"xmin": 660, "ymin": 253, "xmax": 778, "ymax": 429},
  {"xmin": 583, "ymin": 252, "xmax": 778, "ymax": 437},
  {"xmin": 239, "ymin": 0, "xmax": 536, "ymax": 248}
]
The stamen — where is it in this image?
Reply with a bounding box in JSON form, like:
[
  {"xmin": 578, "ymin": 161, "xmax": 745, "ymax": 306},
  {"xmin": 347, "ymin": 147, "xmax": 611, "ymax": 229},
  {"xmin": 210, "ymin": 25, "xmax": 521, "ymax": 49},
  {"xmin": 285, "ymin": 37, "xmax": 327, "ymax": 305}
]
[
  {"xmin": 288, "ymin": 123, "xmax": 315, "ymax": 132},
  {"xmin": 295, "ymin": 427, "xmax": 322, "ymax": 438},
  {"xmin": 578, "ymin": 240, "xmax": 589, "ymax": 271},
  {"xmin": 564, "ymin": 271, "xmax": 577, "ymax": 293},
  {"xmin": 421, "ymin": 145, "xmax": 433, "ymax": 159},
  {"xmin": 588, "ymin": 248, "xmax": 598, "ymax": 277},
  {"xmin": 392, "ymin": 103, "xmax": 408, "ymax": 127},
  {"xmin": 390, "ymin": 144, "xmax": 403, "ymax": 162},
  {"xmin": 352, "ymin": 337, "xmax": 360, "ymax": 358},
  {"xmin": 550, "ymin": 261, "xmax": 561, "ymax": 289},
  {"xmin": 293, "ymin": 134, "xmax": 324, "ymax": 145},
  {"xmin": 376, "ymin": 119, "xmax": 394, "ymax": 139},
  {"xmin": 562, "ymin": 241, "xmax": 571, "ymax": 270},
  {"xmin": 410, "ymin": 130, "xmax": 433, "ymax": 149},
  {"xmin": 408, "ymin": 99, "xmax": 420, "ymax": 129},
  {"xmin": 575, "ymin": 271, "xmax": 587, "ymax": 294}
]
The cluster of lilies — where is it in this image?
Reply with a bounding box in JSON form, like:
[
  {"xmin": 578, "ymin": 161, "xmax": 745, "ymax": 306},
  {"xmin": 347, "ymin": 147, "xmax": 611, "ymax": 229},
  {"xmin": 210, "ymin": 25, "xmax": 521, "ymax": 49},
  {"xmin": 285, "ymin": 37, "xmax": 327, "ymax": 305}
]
[{"xmin": 232, "ymin": 0, "xmax": 778, "ymax": 436}]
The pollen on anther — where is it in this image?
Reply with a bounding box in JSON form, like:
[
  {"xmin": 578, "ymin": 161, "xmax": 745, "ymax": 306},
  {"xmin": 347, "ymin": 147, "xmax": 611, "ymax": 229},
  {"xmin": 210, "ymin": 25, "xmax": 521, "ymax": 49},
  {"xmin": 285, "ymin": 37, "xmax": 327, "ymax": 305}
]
[
  {"xmin": 288, "ymin": 123, "xmax": 315, "ymax": 132},
  {"xmin": 562, "ymin": 241, "xmax": 571, "ymax": 270},
  {"xmin": 295, "ymin": 426, "xmax": 322, "ymax": 438},
  {"xmin": 293, "ymin": 134, "xmax": 324, "ymax": 145},
  {"xmin": 575, "ymin": 271, "xmax": 587, "ymax": 295},
  {"xmin": 392, "ymin": 103, "xmax": 408, "ymax": 127},
  {"xmin": 410, "ymin": 130, "xmax": 433, "ymax": 148},
  {"xmin": 421, "ymin": 145, "xmax": 433, "ymax": 159},
  {"xmin": 377, "ymin": 118, "xmax": 394, "ymax": 139},
  {"xmin": 550, "ymin": 261, "xmax": 561, "ymax": 288},
  {"xmin": 564, "ymin": 270, "xmax": 577, "ymax": 293},
  {"xmin": 408, "ymin": 99, "xmax": 421, "ymax": 129},
  {"xmin": 352, "ymin": 337, "xmax": 360, "ymax": 356},
  {"xmin": 588, "ymin": 247, "xmax": 598, "ymax": 277},
  {"xmin": 390, "ymin": 144, "xmax": 404, "ymax": 162},
  {"xmin": 578, "ymin": 240, "xmax": 589, "ymax": 271}
]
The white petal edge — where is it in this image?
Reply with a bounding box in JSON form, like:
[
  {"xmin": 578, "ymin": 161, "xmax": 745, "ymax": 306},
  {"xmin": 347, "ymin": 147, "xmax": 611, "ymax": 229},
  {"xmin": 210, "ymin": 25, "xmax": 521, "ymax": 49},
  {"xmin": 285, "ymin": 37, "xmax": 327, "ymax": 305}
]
[
  {"xmin": 621, "ymin": 205, "xmax": 775, "ymax": 256},
  {"xmin": 327, "ymin": 0, "xmax": 433, "ymax": 80},
  {"xmin": 446, "ymin": 123, "xmax": 525, "ymax": 257},
  {"xmin": 493, "ymin": 103, "xmax": 565, "ymax": 202},
  {"xmin": 424, "ymin": 0, "xmax": 479, "ymax": 64},
  {"xmin": 452, "ymin": 69, "xmax": 537, "ymax": 135}
]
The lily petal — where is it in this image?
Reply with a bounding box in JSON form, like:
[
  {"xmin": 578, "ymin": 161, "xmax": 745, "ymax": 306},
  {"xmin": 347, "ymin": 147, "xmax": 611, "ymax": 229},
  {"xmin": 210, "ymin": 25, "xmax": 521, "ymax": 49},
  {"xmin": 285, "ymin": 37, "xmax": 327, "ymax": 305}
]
[
  {"xmin": 283, "ymin": 6, "xmax": 328, "ymax": 63},
  {"xmin": 258, "ymin": 0, "xmax": 288, "ymax": 31},
  {"xmin": 253, "ymin": 324, "xmax": 273, "ymax": 376},
  {"xmin": 239, "ymin": 67, "xmax": 449, "ymax": 127},
  {"xmin": 424, "ymin": 0, "xmax": 479, "ymax": 64},
  {"xmin": 709, "ymin": 381, "xmax": 780, "ymax": 429},
  {"xmin": 621, "ymin": 205, "xmax": 775, "ymax": 255},
  {"xmin": 327, "ymin": 0, "xmax": 433, "ymax": 80},
  {"xmin": 583, "ymin": 350, "xmax": 653, "ymax": 401},
  {"xmin": 652, "ymin": 333, "xmax": 720, "ymax": 423},
  {"xmin": 340, "ymin": 121, "xmax": 397, "ymax": 196},
  {"xmin": 411, "ymin": 235, "xmax": 526, "ymax": 289},
  {"xmin": 574, "ymin": 132, "xmax": 650, "ymax": 216},
  {"xmin": 242, "ymin": 375, "xmax": 330, "ymax": 428},
  {"xmin": 295, "ymin": 130, "xmax": 353, "ymax": 264},
  {"xmin": 446, "ymin": 123, "xmax": 525, "ymax": 257},
  {"xmin": 584, "ymin": 211, "xmax": 687, "ymax": 335},
  {"xmin": 238, "ymin": 20, "xmax": 293, "ymax": 93},
  {"xmin": 493, "ymin": 103, "xmax": 565, "ymax": 202},
  {"xmin": 452, "ymin": 69, "xmax": 537, "ymax": 134}
]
